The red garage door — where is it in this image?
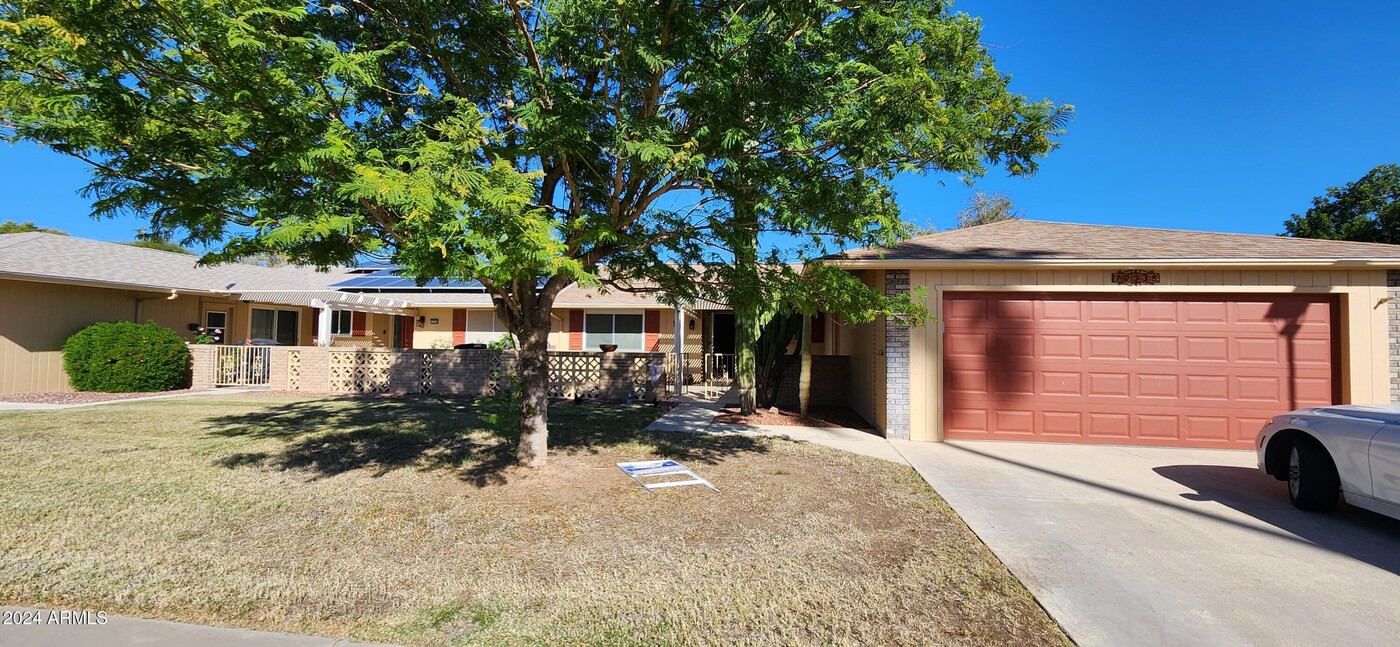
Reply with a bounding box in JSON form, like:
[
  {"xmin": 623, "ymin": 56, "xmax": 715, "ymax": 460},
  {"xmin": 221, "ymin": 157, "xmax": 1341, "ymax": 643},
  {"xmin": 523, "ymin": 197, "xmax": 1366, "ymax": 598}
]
[{"xmin": 942, "ymin": 293, "xmax": 1337, "ymax": 449}]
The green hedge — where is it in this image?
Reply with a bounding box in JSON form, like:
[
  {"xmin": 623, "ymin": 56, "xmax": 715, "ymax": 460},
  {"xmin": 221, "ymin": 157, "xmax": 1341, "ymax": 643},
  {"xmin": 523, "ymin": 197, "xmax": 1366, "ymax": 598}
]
[{"xmin": 62, "ymin": 321, "xmax": 192, "ymax": 392}]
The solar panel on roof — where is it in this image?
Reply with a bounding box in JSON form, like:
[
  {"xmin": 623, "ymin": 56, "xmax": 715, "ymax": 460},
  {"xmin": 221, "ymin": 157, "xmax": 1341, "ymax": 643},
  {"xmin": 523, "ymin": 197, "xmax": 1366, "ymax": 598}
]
[{"xmin": 328, "ymin": 266, "xmax": 487, "ymax": 291}]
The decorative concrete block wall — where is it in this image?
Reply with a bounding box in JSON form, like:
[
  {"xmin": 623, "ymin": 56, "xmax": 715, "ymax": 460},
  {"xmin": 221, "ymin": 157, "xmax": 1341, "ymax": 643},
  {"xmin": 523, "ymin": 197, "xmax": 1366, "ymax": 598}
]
[
  {"xmin": 884, "ymin": 269, "xmax": 911, "ymax": 439},
  {"xmin": 1389, "ymin": 270, "xmax": 1400, "ymax": 402}
]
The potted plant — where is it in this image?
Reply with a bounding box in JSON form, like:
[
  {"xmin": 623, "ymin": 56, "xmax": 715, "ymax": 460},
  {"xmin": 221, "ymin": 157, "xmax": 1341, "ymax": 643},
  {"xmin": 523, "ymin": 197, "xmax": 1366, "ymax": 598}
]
[{"xmin": 599, "ymin": 343, "xmax": 618, "ymax": 353}]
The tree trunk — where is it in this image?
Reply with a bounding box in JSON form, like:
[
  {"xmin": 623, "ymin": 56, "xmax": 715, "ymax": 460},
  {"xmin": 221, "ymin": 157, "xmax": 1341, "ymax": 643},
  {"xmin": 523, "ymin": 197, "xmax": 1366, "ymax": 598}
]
[
  {"xmin": 733, "ymin": 202, "xmax": 760, "ymax": 414},
  {"xmin": 515, "ymin": 323, "xmax": 551, "ymax": 466},
  {"xmin": 799, "ymin": 314, "xmax": 811, "ymax": 416},
  {"xmin": 736, "ymin": 304, "xmax": 758, "ymax": 414}
]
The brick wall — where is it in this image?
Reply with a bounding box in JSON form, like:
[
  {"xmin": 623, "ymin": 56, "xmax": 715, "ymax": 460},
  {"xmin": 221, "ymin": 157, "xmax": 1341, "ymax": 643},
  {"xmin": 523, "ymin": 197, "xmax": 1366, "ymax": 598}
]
[
  {"xmin": 432, "ymin": 349, "xmax": 516, "ymax": 397},
  {"xmin": 1389, "ymin": 270, "xmax": 1400, "ymax": 402},
  {"xmin": 188, "ymin": 344, "xmax": 214, "ymax": 390},
  {"xmin": 884, "ymin": 269, "xmax": 911, "ymax": 439},
  {"xmin": 774, "ymin": 355, "xmax": 850, "ymax": 409}
]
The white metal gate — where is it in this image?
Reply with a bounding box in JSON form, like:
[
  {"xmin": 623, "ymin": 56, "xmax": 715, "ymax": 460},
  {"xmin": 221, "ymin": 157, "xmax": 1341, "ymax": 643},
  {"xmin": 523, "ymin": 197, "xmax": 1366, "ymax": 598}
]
[
  {"xmin": 669, "ymin": 353, "xmax": 736, "ymax": 398},
  {"xmin": 213, "ymin": 346, "xmax": 272, "ymax": 386}
]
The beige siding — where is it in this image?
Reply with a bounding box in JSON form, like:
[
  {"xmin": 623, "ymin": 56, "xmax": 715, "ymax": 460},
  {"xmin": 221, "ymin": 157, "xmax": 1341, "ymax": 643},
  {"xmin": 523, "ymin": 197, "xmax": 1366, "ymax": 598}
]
[
  {"xmin": 840, "ymin": 271, "xmax": 884, "ymax": 431},
  {"xmin": 0, "ymin": 278, "xmax": 203, "ymax": 393},
  {"xmin": 889, "ymin": 267, "xmax": 1392, "ymax": 443}
]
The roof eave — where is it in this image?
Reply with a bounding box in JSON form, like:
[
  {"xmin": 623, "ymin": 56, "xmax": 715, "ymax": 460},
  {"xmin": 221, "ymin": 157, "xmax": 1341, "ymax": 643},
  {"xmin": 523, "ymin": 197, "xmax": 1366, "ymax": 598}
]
[
  {"xmin": 827, "ymin": 257, "xmax": 1400, "ymax": 269},
  {"xmin": 0, "ymin": 270, "xmax": 230, "ymax": 295}
]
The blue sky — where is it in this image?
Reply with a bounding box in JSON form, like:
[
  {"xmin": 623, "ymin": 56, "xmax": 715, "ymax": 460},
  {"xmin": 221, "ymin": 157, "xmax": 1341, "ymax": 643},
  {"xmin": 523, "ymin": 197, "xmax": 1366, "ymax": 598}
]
[{"xmin": 1, "ymin": 1, "xmax": 1397, "ymax": 245}]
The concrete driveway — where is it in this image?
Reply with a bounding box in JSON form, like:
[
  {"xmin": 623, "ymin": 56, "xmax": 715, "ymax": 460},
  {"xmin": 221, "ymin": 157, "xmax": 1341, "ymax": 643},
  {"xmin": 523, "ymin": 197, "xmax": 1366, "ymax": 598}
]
[{"xmin": 895, "ymin": 440, "xmax": 1400, "ymax": 647}]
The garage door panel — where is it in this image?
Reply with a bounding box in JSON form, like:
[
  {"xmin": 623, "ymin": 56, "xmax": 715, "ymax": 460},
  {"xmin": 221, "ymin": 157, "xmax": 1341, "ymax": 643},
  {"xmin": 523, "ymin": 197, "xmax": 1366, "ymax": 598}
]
[
  {"xmin": 994, "ymin": 410, "xmax": 1035, "ymax": 434},
  {"xmin": 945, "ymin": 332, "xmax": 989, "ymax": 357},
  {"xmin": 1087, "ymin": 372, "xmax": 1131, "ymax": 397},
  {"xmin": 1184, "ymin": 416, "xmax": 1231, "ymax": 442},
  {"xmin": 943, "ymin": 298, "xmax": 988, "ymax": 322},
  {"xmin": 1293, "ymin": 338, "xmax": 1334, "ymax": 365},
  {"xmin": 946, "ymin": 408, "xmax": 988, "ymax": 432},
  {"xmin": 1234, "ymin": 337, "xmax": 1282, "ymax": 363},
  {"xmin": 1183, "ymin": 301, "xmax": 1229, "ymax": 323},
  {"xmin": 1135, "ymin": 373, "xmax": 1180, "ymax": 399},
  {"xmin": 943, "ymin": 293, "xmax": 1337, "ymax": 449},
  {"xmin": 1183, "ymin": 337, "xmax": 1230, "ymax": 362},
  {"xmin": 1087, "ymin": 335, "xmax": 1131, "ymax": 360},
  {"xmin": 1134, "ymin": 300, "xmax": 1179, "ymax": 322},
  {"xmin": 992, "ymin": 333, "xmax": 1035, "ymax": 358},
  {"xmin": 1040, "ymin": 371, "xmax": 1082, "ymax": 396},
  {"xmin": 1041, "ymin": 411, "xmax": 1084, "ymax": 437},
  {"xmin": 1087, "ymin": 413, "xmax": 1131, "ymax": 439},
  {"xmin": 992, "ymin": 370, "xmax": 1035, "ymax": 396},
  {"xmin": 1134, "ymin": 336, "xmax": 1180, "ymax": 360},
  {"xmin": 1041, "ymin": 300, "xmax": 1082, "ymax": 321},
  {"xmin": 994, "ymin": 299, "xmax": 1035, "ymax": 320},
  {"xmin": 1041, "ymin": 334, "xmax": 1083, "ymax": 358},
  {"xmin": 1137, "ymin": 414, "xmax": 1181, "ymax": 440},
  {"xmin": 1087, "ymin": 300, "xmax": 1130, "ymax": 322}
]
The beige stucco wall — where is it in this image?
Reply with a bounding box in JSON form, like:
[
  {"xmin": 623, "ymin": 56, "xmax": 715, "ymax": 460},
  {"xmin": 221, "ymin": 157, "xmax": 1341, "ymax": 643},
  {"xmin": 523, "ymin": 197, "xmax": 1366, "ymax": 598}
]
[
  {"xmin": 835, "ymin": 271, "xmax": 885, "ymax": 431},
  {"xmin": 410, "ymin": 306, "xmax": 707, "ymax": 352},
  {"xmin": 0, "ymin": 277, "xmax": 325, "ymax": 393},
  {"xmin": 884, "ymin": 267, "xmax": 1392, "ymax": 442}
]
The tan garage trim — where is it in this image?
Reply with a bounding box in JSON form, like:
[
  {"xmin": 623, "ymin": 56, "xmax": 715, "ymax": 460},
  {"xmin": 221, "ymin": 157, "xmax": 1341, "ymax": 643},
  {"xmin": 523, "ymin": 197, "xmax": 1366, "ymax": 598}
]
[{"xmin": 901, "ymin": 268, "xmax": 1390, "ymax": 442}]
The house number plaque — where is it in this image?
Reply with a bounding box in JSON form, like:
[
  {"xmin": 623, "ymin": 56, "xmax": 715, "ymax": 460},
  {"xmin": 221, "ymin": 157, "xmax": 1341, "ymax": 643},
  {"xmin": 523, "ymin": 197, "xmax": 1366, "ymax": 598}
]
[{"xmin": 1111, "ymin": 269, "xmax": 1160, "ymax": 286}]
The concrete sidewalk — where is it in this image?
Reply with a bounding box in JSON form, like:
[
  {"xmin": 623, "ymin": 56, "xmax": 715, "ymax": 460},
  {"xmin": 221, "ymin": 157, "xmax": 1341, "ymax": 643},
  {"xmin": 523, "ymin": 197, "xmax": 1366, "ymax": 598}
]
[
  {"xmin": 0, "ymin": 387, "xmax": 266, "ymax": 411},
  {"xmin": 0, "ymin": 606, "xmax": 396, "ymax": 647},
  {"xmin": 644, "ymin": 401, "xmax": 908, "ymax": 464}
]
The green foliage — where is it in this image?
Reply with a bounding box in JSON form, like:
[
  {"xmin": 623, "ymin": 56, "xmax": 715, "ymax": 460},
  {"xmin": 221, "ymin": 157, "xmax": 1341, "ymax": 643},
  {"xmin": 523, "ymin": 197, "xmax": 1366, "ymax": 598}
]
[
  {"xmin": 486, "ymin": 333, "xmax": 517, "ymax": 350},
  {"xmin": 0, "ymin": 0, "xmax": 1066, "ymax": 449},
  {"xmin": 126, "ymin": 239, "xmax": 193, "ymax": 254},
  {"xmin": 62, "ymin": 321, "xmax": 191, "ymax": 392},
  {"xmin": 1283, "ymin": 164, "xmax": 1400, "ymax": 243},
  {"xmin": 754, "ymin": 312, "xmax": 802, "ymax": 409},
  {"xmin": 956, "ymin": 192, "xmax": 1022, "ymax": 229},
  {"xmin": 0, "ymin": 220, "xmax": 65, "ymax": 234}
]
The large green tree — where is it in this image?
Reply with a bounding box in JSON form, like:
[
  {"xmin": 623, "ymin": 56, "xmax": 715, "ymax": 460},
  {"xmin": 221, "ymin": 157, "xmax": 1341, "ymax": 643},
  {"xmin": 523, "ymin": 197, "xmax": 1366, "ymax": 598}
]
[
  {"xmin": 0, "ymin": 219, "xmax": 65, "ymax": 234},
  {"xmin": 956, "ymin": 191, "xmax": 1022, "ymax": 228},
  {"xmin": 1, "ymin": 0, "xmax": 1066, "ymax": 463},
  {"xmin": 1283, "ymin": 164, "xmax": 1400, "ymax": 243}
]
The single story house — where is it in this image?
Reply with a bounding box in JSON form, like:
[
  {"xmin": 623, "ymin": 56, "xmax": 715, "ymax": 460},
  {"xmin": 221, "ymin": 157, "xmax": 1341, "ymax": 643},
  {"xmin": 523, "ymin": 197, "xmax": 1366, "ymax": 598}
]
[
  {"xmin": 7, "ymin": 220, "xmax": 1400, "ymax": 451},
  {"xmin": 830, "ymin": 219, "xmax": 1400, "ymax": 449},
  {"xmin": 0, "ymin": 232, "xmax": 838, "ymax": 394}
]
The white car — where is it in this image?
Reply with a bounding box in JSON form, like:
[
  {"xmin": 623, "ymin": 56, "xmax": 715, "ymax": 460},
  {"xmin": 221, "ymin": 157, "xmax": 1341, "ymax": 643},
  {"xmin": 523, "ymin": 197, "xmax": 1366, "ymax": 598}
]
[{"xmin": 1257, "ymin": 405, "xmax": 1400, "ymax": 520}]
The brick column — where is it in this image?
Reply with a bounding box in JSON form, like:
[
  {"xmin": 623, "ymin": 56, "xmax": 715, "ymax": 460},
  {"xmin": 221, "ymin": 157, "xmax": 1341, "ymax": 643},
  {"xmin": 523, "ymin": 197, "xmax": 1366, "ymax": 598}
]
[
  {"xmin": 266, "ymin": 348, "xmax": 292, "ymax": 391},
  {"xmin": 188, "ymin": 344, "xmax": 215, "ymax": 390},
  {"xmin": 1389, "ymin": 270, "xmax": 1400, "ymax": 402},
  {"xmin": 884, "ymin": 269, "xmax": 911, "ymax": 439}
]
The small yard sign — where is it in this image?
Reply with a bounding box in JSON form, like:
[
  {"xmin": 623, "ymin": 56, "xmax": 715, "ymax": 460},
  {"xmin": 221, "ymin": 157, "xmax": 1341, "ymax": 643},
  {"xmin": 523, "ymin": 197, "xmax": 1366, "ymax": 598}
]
[{"xmin": 617, "ymin": 460, "xmax": 718, "ymax": 492}]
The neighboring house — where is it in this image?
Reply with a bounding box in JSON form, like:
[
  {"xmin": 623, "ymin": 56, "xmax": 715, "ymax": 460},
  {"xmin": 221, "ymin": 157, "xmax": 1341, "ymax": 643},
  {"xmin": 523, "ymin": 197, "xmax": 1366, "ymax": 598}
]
[
  {"xmin": 830, "ymin": 219, "xmax": 1400, "ymax": 449},
  {"xmin": 0, "ymin": 232, "xmax": 840, "ymax": 394}
]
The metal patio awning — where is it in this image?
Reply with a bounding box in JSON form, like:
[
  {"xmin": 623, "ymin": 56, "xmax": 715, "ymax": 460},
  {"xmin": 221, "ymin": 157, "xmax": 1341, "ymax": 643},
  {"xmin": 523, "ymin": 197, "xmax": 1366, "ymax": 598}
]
[{"xmin": 235, "ymin": 290, "xmax": 416, "ymax": 316}]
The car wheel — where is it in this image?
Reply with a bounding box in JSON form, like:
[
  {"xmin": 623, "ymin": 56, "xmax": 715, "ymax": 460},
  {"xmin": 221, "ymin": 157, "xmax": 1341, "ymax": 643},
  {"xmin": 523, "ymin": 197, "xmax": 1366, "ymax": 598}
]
[{"xmin": 1288, "ymin": 437, "xmax": 1340, "ymax": 512}]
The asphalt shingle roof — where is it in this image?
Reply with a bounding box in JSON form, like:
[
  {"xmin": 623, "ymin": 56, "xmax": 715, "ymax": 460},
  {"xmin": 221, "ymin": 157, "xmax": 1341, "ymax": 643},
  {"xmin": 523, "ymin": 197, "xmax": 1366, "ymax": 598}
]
[
  {"xmin": 0, "ymin": 232, "xmax": 355, "ymax": 292},
  {"xmin": 835, "ymin": 220, "xmax": 1400, "ymax": 262},
  {"xmin": 0, "ymin": 233, "xmax": 669, "ymax": 308}
]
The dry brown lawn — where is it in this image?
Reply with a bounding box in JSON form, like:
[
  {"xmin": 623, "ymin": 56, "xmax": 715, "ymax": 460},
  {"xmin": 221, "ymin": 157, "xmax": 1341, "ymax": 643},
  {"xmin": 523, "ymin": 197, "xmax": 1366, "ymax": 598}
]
[{"xmin": 0, "ymin": 394, "xmax": 1065, "ymax": 646}]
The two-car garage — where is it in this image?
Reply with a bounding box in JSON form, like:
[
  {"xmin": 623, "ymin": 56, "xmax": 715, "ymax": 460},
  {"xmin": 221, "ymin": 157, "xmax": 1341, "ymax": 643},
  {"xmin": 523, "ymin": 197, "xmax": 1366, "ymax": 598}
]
[
  {"xmin": 832, "ymin": 220, "xmax": 1400, "ymax": 447},
  {"xmin": 940, "ymin": 292, "xmax": 1336, "ymax": 450}
]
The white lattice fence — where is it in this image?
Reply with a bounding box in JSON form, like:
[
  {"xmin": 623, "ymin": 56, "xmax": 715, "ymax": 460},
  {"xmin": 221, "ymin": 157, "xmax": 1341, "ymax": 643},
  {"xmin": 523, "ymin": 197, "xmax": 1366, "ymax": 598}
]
[{"xmin": 328, "ymin": 350, "xmax": 392, "ymax": 393}]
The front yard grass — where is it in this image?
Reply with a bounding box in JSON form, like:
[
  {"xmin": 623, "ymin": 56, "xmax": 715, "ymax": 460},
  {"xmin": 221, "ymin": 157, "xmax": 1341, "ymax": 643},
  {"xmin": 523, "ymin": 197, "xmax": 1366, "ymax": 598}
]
[{"xmin": 0, "ymin": 395, "xmax": 1065, "ymax": 646}]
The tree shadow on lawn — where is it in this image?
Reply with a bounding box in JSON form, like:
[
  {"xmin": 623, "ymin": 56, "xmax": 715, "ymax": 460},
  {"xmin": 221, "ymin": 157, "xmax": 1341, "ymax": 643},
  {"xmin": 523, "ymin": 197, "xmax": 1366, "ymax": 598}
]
[{"xmin": 205, "ymin": 396, "xmax": 766, "ymax": 487}]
